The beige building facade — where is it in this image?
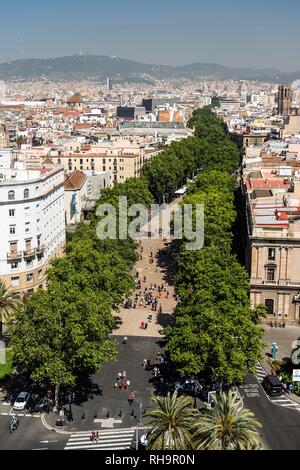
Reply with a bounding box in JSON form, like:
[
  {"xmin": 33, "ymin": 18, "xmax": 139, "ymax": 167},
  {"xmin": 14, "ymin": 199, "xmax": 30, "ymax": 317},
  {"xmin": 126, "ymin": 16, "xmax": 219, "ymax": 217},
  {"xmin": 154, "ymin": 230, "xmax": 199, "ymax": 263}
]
[{"xmin": 245, "ymin": 182, "xmax": 300, "ymax": 324}]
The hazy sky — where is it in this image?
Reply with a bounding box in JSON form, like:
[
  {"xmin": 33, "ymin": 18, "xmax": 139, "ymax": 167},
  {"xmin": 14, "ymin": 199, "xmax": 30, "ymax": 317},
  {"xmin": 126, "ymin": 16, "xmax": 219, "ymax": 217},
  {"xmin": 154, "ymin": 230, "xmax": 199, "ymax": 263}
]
[{"xmin": 0, "ymin": 0, "xmax": 299, "ymax": 71}]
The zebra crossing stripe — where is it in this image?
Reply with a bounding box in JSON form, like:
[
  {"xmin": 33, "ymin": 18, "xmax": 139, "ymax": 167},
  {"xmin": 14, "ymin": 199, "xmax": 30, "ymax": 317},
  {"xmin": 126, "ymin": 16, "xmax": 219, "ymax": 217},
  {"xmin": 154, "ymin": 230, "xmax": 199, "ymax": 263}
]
[{"xmin": 64, "ymin": 429, "xmax": 135, "ymax": 451}]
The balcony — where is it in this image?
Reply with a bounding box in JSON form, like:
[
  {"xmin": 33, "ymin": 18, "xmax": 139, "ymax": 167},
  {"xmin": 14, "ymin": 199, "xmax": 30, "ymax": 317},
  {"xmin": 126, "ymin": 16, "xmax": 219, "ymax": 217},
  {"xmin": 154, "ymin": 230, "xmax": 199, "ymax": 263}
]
[
  {"xmin": 7, "ymin": 251, "xmax": 22, "ymax": 261},
  {"xmin": 23, "ymin": 249, "xmax": 36, "ymax": 260},
  {"xmin": 35, "ymin": 245, "xmax": 45, "ymax": 256},
  {"xmin": 263, "ymin": 280, "xmax": 279, "ymax": 285}
]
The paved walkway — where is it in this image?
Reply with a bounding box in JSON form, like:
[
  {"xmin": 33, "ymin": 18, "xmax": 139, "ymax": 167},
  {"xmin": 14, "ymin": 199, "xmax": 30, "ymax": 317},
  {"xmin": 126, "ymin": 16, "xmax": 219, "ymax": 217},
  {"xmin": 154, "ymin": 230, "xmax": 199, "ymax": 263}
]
[{"xmin": 112, "ymin": 200, "xmax": 180, "ymax": 338}]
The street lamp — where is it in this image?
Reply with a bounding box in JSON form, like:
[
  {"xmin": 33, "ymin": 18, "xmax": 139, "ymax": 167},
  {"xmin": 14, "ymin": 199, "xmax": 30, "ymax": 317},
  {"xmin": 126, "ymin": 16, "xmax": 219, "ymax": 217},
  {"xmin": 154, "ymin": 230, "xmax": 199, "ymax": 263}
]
[{"xmin": 135, "ymin": 402, "xmax": 143, "ymax": 451}]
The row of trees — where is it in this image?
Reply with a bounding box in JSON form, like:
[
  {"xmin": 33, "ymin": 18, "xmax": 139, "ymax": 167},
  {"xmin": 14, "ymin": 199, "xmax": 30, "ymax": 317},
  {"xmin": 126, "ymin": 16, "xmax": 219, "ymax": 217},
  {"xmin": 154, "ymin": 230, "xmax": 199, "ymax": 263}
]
[
  {"xmin": 141, "ymin": 107, "xmax": 240, "ymax": 203},
  {"xmin": 7, "ymin": 178, "xmax": 153, "ymax": 400},
  {"xmin": 144, "ymin": 390, "xmax": 263, "ymax": 450},
  {"xmin": 165, "ymin": 109, "xmax": 264, "ymax": 383}
]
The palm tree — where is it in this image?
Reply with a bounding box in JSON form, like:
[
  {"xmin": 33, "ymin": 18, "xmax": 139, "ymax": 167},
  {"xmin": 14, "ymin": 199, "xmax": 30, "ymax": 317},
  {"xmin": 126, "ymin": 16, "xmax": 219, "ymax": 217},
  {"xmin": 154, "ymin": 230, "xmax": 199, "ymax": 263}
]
[
  {"xmin": 143, "ymin": 390, "xmax": 199, "ymax": 450},
  {"xmin": 0, "ymin": 280, "xmax": 21, "ymax": 336},
  {"xmin": 193, "ymin": 391, "xmax": 263, "ymax": 450}
]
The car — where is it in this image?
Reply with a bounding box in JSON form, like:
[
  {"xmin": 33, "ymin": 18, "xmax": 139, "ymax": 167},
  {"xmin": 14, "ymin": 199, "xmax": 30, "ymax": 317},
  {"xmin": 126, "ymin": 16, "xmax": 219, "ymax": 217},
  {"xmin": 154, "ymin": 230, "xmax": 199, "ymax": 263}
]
[
  {"xmin": 13, "ymin": 392, "xmax": 30, "ymax": 411},
  {"xmin": 174, "ymin": 378, "xmax": 203, "ymax": 396},
  {"xmin": 262, "ymin": 375, "xmax": 282, "ymax": 397}
]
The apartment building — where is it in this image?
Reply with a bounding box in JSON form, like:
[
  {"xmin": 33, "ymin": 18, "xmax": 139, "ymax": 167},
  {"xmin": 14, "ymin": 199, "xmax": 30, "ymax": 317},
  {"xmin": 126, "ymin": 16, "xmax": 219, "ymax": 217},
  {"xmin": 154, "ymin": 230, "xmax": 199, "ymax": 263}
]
[
  {"xmin": 0, "ymin": 162, "xmax": 65, "ymax": 296},
  {"xmin": 51, "ymin": 140, "xmax": 161, "ymax": 185},
  {"xmin": 244, "ymin": 174, "xmax": 300, "ymax": 324}
]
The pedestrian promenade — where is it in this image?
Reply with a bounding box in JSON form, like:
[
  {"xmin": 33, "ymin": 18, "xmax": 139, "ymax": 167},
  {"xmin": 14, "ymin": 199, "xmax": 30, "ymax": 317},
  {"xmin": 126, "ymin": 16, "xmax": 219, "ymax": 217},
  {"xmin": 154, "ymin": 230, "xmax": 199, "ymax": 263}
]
[{"xmin": 112, "ymin": 200, "xmax": 180, "ymax": 338}]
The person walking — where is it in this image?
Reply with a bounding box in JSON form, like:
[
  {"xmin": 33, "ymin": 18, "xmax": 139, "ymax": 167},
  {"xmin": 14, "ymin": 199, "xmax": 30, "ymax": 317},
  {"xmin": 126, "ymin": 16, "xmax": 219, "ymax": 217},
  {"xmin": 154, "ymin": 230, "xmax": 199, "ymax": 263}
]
[
  {"xmin": 128, "ymin": 392, "xmax": 135, "ymax": 406},
  {"xmin": 126, "ymin": 379, "xmax": 131, "ymax": 389},
  {"xmin": 142, "ymin": 358, "xmax": 147, "ymax": 368},
  {"xmin": 122, "ymin": 370, "xmax": 127, "ymax": 379},
  {"xmin": 141, "ymin": 321, "xmax": 145, "ymax": 329}
]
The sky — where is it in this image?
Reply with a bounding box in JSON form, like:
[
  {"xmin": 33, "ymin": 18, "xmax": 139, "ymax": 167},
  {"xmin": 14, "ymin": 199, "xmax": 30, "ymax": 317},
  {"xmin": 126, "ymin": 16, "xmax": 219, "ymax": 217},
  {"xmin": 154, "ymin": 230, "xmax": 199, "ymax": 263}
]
[{"xmin": 0, "ymin": 0, "xmax": 299, "ymax": 71}]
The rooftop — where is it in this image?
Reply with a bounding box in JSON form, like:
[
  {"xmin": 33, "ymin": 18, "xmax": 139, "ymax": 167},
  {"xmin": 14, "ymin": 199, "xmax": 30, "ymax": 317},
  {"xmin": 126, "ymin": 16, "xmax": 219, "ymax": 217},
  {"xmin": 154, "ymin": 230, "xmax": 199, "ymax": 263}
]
[{"xmin": 64, "ymin": 170, "xmax": 87, "ymax": 191}]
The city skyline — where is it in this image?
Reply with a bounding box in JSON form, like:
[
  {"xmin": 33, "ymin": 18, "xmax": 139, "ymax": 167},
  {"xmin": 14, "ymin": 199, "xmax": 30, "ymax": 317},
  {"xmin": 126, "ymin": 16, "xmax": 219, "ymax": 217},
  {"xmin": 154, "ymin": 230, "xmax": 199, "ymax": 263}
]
[{"xmin": 0, "ymin": 0, "xmax": 299, "ymax": 71}]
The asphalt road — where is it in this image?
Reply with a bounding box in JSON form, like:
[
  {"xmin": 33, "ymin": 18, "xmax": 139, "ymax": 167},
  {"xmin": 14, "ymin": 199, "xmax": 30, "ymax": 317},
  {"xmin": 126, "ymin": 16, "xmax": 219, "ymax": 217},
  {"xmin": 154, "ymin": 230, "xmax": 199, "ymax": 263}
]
[
  {"xmin": 0, "ymin": 416, "xmax": 68, "ymax": 450},
  {"xmin": 239, "ymin": 373, "xmax": 300, "ymax": 450}
]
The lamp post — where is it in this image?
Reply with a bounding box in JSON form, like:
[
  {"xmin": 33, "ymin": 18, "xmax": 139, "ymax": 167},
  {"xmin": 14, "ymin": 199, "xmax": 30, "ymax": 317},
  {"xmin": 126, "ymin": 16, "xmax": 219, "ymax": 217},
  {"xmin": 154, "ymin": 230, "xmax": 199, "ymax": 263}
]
[{"xmin": 135, "ymin": 402, "xmax": 143, "ymax": 451}]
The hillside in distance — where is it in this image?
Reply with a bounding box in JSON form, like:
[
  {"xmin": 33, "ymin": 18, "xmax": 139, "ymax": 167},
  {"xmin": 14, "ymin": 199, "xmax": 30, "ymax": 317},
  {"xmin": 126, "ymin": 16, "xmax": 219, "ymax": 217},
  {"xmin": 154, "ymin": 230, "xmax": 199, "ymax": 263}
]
[{"xmin": 0, "ymin": 54, "xmax": 298, "ymax": 83}]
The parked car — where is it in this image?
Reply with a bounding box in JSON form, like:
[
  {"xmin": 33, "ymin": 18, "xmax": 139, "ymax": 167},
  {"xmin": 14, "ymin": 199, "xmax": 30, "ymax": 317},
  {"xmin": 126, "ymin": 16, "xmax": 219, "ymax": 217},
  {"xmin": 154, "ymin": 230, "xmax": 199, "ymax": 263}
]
[
  {"xmin": 175, "ymin": 378, "xmax": 204, "ymax": 396},
  {"xmin": 13, "ymin": 392, "xmax": 30, "ymax": 411}
]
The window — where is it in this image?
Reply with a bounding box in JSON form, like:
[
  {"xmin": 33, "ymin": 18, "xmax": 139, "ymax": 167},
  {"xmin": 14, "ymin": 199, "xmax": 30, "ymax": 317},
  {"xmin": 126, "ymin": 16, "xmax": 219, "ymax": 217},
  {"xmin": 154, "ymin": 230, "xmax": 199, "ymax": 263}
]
[
  {"xmin": 24, "ymin": 189, "xmax": 29, "ymax": 199},
  {"xmin": 9, "ymin": 209, "xmax": 15, "ymax": 217},
  {"xmin": 38, "ymin": 269, "xmax": 43, "ymax": 279},
  {"xmin": 10, "ymin": 242, "xmax": 17, "ymax": 253},
  {"xmin": 26, "ymin": 260, "xmax": 32, "ymax": 267},
  {"xmin": 8, "ymin": 190, "xmax": 15, "ymax": 201},
  {"xmin": 26, "ymin": 274, "xmax": 33, "ymax": 283},
  {"xmin": 11, "ymin": 262, "xmax": 18, "ymax": 270},
  {"xmin": 268, "ymin": 248, "xmax": 276, "ymax": 261},
  {"xmin": 25, "ymin": 222, "xmax": 30, "ymax": 233},
  {"xmin": 9, "ymin": 225, "xmax": 16, "ymax": 235},
  {"xmin": 25, "ymin": 206, "xmax": 30, "ymax": 216},
  {"xmin": 267, "ymin": 267, "xmax": 275, "ymax": 281},
  {"xmin": 265, "ymin": 299, "xmax": 275, "ymax": 315},
  {"xmin": 11, "ymin": 277, "xmax": 20, "ymax": 287}
]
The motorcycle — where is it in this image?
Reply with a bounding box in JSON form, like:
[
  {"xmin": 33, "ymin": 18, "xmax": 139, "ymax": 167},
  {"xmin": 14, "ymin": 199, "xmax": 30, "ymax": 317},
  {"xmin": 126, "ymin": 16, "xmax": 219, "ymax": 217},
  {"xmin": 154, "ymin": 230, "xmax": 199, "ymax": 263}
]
[{"xmin": 9, "ymin": 417, "xmax": 19, "ymax": 433}]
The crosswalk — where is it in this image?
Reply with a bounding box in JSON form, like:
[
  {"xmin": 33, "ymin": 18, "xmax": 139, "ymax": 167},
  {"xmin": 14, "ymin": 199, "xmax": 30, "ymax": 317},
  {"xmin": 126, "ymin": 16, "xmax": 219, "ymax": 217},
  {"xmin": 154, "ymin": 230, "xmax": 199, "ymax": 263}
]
[
  {"xmin": 64, "ymin": 428, "xmax": 136, "ymax": 451},
  {"xmin": 255, "ymin": 364, "xmax": 300, "ymax": 412},
  {"xmin": 256, "ymin": 364, "xmax": 267, "ymax": 384}
]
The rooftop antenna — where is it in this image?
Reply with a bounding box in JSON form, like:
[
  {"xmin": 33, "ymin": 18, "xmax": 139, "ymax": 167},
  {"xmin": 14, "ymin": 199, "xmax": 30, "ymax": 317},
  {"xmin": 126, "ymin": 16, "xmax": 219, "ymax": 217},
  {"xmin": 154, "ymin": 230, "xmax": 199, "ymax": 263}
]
[{"xmin": 19, "ymin": 36, "xmax": 24, "ymax": 59}]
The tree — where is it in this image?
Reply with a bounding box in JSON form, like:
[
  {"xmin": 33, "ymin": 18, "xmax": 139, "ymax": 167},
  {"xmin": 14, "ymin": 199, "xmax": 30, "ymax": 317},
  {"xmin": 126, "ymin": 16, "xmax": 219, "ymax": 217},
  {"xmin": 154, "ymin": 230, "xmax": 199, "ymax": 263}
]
[
  {"xmin": 8, "ymin": 285, "xmax": 117, "ymax": 400},
  {"xmin": 0, "ymin": 280, "xmax": 21, "ymax": 336},
  {"xmin": 144, "ymin": 391, "xmax": 198, "ymax": 450},
  {"xmin": 193, "ymin": 391, "xmax": 263, "ymax": 450}
]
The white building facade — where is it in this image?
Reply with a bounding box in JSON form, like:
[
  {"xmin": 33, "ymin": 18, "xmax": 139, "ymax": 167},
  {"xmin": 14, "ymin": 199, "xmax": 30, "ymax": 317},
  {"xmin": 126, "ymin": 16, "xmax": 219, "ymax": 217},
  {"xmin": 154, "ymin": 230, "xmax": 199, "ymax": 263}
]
[{"xmin": 0, "ymin": 164, "xmax": 65, "ymax": 296}]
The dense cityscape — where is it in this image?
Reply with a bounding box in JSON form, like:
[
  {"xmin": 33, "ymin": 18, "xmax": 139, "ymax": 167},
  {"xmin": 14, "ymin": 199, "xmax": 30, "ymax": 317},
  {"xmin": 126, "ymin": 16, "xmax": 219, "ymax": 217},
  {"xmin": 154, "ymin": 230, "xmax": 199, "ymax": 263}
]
[{"xmin": 0, "ymin": 0, "xmax": 300, "ymax": 460}]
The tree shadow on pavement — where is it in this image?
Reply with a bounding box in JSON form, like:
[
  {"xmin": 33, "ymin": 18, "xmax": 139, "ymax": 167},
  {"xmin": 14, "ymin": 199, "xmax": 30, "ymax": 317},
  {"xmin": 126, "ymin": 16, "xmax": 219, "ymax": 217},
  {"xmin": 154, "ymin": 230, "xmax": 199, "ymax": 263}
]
[
  {"xmin": 156, "ymin": 312, "xmax": 175, "ymax": 329},
  {"xmin": 69, "ymin": 374, "xmax": 103, "ymax": 406},
  {"xmin": 156, "ymin": 240, "xmax": 180, "ymax": 285}
]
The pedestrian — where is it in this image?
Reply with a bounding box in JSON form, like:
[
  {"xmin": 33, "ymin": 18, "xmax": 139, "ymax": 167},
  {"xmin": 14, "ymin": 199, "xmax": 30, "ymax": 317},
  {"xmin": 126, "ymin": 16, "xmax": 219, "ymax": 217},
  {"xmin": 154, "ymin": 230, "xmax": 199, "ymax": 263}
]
[
  {"xmin": 153, "ymin": 367, "xmax": 158, "ymax": 377},
  {"xmin": 122, "ymin": 370, "xmax": 127, "ymax": 379},
  {"xmin": 118, "ymin": 372, "xmax": 122, "ymax": 379},
  {"xmin": 123, "ymin": 336, "xmax": 128, "ymax": 344},
  {"xmin": 128, "ymin": 392, "xmax": 135, "ymax": 405},
  {"xmin": 120, "ymin": 379, "xmax": 126, "ymax": 390},
  {"xmin": 126, "ymin": 379, "xmax": 131, "ymax": 389},
  {"xmin": 91, "ymin": 431, "xmax": 96, "ymax": 442},
  {"xmin": 114, "ymin": 381, "xmax": 118, "ymax": 389},
  {"xmin": 96, "ymin": 431, "xmax": 99, "ymax": 442},
  {"xmin": 144, "ymin": 322, "xmax": 148, "ymax": 330},
  {"xmin": 288, "ymin": 383, "xmax": 293, "ymax": 394},
  {"xmin": 141, "ymin": 321, "xmax": 145, "ymax": 329},
  {"xmin": 147, "ymin": 359, "xmax": 151, "ymax": 370},
  {"xmin": 142, "ymin": 358, "xmax": 147, "ymax": 368}
]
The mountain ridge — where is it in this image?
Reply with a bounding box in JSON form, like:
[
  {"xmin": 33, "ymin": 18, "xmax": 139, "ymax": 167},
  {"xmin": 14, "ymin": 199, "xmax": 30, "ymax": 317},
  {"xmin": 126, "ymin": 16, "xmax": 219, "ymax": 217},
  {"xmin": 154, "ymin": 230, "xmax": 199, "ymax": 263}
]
[{"xmin": 0, "ymin": 54, "xmax": 298, "ymax": 83}]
